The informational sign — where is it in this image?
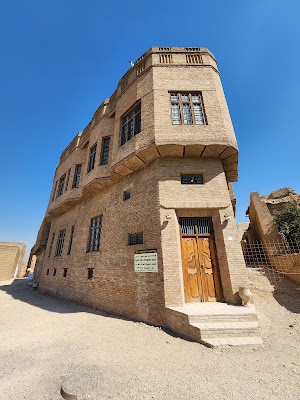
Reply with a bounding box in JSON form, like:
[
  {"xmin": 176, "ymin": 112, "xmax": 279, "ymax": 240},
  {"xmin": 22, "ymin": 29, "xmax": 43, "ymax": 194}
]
[{"xmin": 134, "ymin": 253, "xmax": 158, "ymax": 273}]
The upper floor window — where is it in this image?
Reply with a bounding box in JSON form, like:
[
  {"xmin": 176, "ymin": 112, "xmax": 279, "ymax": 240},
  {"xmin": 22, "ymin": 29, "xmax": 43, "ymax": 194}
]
[
  {"xmin": 100, "ymin": 137, "xmax": 110, "ymax": 165},
  {"xmin": 87, "ymin": 215, "xmax": 103, "ymax": 253},
  {"xmin": 72, "ymin": 164, "xmax": 82, "ymax": 188},
  {"xmin": 65, "ymin": 168, "xmax": 71, "ymax": 191},
  {"xmin": 55, "ymin": 229, "xmax": 66, "ymax": 257},
  {"xmin": 170, "ymin": 93, "xmax": 205, "ymax": 125},
  {"xmin": 181, "ymin": 174, "xmax": 203, "ymax": 184},
  {"xmin": 51, "ymin": 181, "xmax": 58, "ymax": 202},
  {"xmin": 120, "ymin": 102, "xmax": 141, "ymax": 145},
  {"xmin": 57, "ymin": 174, "xmax": 66, "ymax": 197},
  {"xmin": 87, "ymin": 144, "xmax": 97, "ymax": 173}
]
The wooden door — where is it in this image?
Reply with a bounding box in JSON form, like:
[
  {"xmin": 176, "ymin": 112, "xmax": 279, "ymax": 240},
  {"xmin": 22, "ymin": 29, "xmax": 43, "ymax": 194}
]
[{"xmin": 181, "ymin": 236, "xmax": 222, "ymax": 302}]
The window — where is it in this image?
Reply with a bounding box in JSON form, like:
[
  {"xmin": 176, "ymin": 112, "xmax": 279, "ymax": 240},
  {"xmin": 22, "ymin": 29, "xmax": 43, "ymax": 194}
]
[
  {"xmin": 120, "ymin": 102, "xmax": 141, "ymax": 145},
  {"xmin": 53, "ymin": 268, "xmax": 57, "ymax": 276},
  {"xmin": 67, "ymin": 226, "xmax": 75, "ymax": 255},
  {"xmin": 128, "ymin": 233, "xmax": 144, "ymax": 245},
  {"xmin": 55, "ymin": 229, "xmax": 66, "ymax": 256},
  {"xmin": 46, "ymin": 268, "xmax": 50, "ymax": 275},
  {"xmin": 170, "ymin": 93, "xmax": 205, "ymax": 125},
  {"xmin": 87, "ymin": 268, "xmax": 94, "ymax": 280},
  {"xmin": 57, "ymin": 174, "xmax": 66, "ymax": 197},
  {"xmin": 87, "ymin": 144, "xmax": 97, "ymax": 173},
  {"xmin": 72, "ymin": 164, "xmax": 82, "ymax": 188},
  {"xmin": 123, "ymin": 190, "xmax": 131, "ymax": 201},
  {"xmin": 48, "ymin": 232, "xmax": 55, "ymax": 257},
  {"xmin": 65, "ymin": 168, "xmax": 71, "ymax": 191},
  {"xmin": 52, "ymin": 181, "xmax": 58, "ymax": 201},
  {"xmin": 87, "ymin": 215, "xmax": 103, "ymax": 252},
  {"xmin": 181, "ymin": 174, "xmax": 203, "ymax": 184},
  {"xmin": 63, "ymin": 268, "xmax": 68, "ymax": 277},
  {"xmin": 100, "ymin": 137, "xmax": 110, "ymax": 165}
]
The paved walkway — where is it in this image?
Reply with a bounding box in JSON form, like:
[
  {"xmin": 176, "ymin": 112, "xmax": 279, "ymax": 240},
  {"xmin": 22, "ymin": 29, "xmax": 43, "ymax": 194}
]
[{"xmin": 0, "ymin": 277, "xmax": 300, "ymax": 399}]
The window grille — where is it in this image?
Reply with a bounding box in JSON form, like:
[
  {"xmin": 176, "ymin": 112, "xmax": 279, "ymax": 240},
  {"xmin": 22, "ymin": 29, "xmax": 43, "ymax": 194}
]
[
  {"xmin": 123, "ymin": 190, "xmax": 131, "ymax": 201},
  {"xmin": 87, "ymin": 144, "xmax": 97, "ymax": 173},
  {"xmin": 181, "ymin": 174, "xmax": 203, "ymax": 184},
  {"xmin": 120, "ymin": 103, "xmax": 141, "ymax": 145},
  {"xmin": 67, "ymin": 226, "xmax": 75, "ymax": 255},
  {"xmin": 87, "ymin": 216, "xmax": 103, "ymax": 252},
  {"xmin": 55, "ymin": 229, "xmax": 66, "ymax": 257},
  {"xmin": 100, "ymin": 137, "xmax": 110, "ymax": 165},
  {"xmin": 72, "ymin": 164, "xmax": 82, "ymax": 188},
  {"xmin": 170, "ymin": 93, "xmax": 205, "ymax": 125},
  {"xmin": 57, "ymin": 174, "xmax": 66, "ymax": 197},
  {"xmin": 87, "ymin": 268, "xmax": 94, "ymax": 280},
  {"xmin": 128, "ymin": 233, "xmax": 144, "ymax": 245},
  {"xmin": 180, "ymin": 217, "xmax": 213, "ymax": 236},
  {"xmin": 48, "ymin": 232, "xmax": 55, "ymax": 257}
]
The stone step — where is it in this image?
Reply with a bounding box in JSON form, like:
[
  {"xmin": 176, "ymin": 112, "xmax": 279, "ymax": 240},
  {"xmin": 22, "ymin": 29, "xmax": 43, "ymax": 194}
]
[
  {"xmin": 192, "ymin": 321, "xmax": 260, "ymax": 338},
  {"xmin": 188, "ymin": 313, "xmax": 258, "ymax": 323},
  {"xmin": 202, "ymin": 336, "xmax": 263, "ymax": 348}
]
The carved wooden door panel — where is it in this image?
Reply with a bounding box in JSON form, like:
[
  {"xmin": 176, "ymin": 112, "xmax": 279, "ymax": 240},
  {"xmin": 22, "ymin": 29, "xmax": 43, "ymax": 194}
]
[
  {"xmin": 182, "ymin": 237, "xmax": 203, "ymax": 302},
  {"xmin": 181, "ymin": 236, "xmax": 222, "ymax": 302}
]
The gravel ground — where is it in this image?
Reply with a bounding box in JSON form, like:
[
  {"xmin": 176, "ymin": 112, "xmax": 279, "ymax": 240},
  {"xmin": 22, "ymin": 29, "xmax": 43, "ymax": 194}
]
[{"xmin": 0, "ymin": 270, "xmax": 299, "ymax": 400}]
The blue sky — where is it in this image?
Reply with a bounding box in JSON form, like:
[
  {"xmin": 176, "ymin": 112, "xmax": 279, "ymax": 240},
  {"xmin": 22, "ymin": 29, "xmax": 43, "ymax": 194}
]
[{"xmin": 1, "ymin": 0, "xmax": 299, "ymax": 259}]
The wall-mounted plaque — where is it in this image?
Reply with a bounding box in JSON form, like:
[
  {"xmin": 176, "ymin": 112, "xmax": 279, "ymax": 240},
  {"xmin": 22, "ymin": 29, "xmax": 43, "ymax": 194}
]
[{"xmin": 134, "ymin": 253, "xmax": 158, "ymax": 272}]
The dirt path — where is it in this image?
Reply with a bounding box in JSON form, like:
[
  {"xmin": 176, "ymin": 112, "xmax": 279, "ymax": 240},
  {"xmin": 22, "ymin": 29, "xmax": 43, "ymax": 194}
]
[{"xmin": 0, "ymin": 272, "xmax": 299, "ymax": 400}]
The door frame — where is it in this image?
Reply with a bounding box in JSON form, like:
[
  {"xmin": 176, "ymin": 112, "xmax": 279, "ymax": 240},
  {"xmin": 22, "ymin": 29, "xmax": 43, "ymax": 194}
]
[{"xmin": 179, "ymin": 217, "xmax": 223, "ymax": 303}]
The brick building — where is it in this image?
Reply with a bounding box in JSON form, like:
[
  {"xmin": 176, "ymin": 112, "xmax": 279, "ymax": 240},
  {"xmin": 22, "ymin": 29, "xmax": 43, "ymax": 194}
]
[
  {"xmin": 31, "ymin": 47, "xmax": 260, "ymax": 346},
  {"xmin": 0, "ymin": 242, "xmax": 26, "ymax": 280}
]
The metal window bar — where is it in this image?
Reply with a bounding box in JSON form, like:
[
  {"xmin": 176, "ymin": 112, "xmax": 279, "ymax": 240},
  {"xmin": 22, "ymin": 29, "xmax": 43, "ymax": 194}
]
[
  {"xmin": 181, "ymin": 174, "xmax": 203, "ymax": 184},
  {"xmin": 180, "ymin": 217, "xmax": 212, "ymax": 235},
  {"xmin": 48, "ymin": 232, "xmax": 55, "ymax": 257},
  {"xmin": 55, "ymin": 229, "xmax": 66, "ymax": 257},
  {"xmin": 128, "ymin": 233, "xmax": 144, "ymax": 245},
  {"xmin": 88, "ymin": 216, "xmax": 103, "ymax": 252},
  {"xmin": 73, "ymin": 164, "xmax": 82, "ymax": 188}
]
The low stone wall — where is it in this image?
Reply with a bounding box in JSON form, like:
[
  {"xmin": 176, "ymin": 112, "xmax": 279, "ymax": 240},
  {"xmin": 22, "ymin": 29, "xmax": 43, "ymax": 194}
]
[{"xmin": 270, "ymin": 253, "xmax": 300, "ymax": 284}]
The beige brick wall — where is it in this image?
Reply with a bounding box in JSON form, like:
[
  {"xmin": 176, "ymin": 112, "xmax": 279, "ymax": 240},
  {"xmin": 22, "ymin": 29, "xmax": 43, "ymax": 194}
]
[
  {"xmin": 33, "ymin": 47, "xmax": 249, "ymax": 328},
  {"xmin": 0, "ymin": 242, "xmax": 25, "ymax": 280}
]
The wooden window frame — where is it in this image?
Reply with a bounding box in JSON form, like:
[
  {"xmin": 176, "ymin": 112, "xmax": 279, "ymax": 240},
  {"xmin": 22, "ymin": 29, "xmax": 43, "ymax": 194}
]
[
  {"xmin": 57, "ymin": 174, "xmax": 66, "ymax": 197},
  {"xmin": 87, "ymin": 143, "xmax": 97, "ymax": 173},
  {"xmin": 120, "ymin": 102, "xmax": 141, "ymax": 146},
  {"xmin": 170, "ymin": 92, "xmax": 207, "ymax": 126},
  {"xmin": 99, "ymin": 137, "xmax": 111, "ymax": 165},
  {"xmin": 72, "ymin": 164, "xmax": 82, "ymax": 188}
]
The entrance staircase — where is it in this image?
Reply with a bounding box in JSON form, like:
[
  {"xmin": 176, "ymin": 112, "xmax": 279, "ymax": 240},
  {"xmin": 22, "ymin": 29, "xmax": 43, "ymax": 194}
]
[{"xmin": 167, "ymin": 302, "xmax": 262, "ymax": 348}]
